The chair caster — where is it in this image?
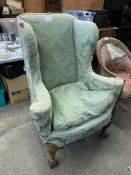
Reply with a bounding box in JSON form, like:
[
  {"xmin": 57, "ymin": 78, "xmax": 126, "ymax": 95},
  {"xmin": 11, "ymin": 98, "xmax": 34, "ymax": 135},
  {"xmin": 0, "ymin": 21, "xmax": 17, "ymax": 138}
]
[{"xmin": 48, "ymin": 159, "xmax": 59, "ymax": 169}]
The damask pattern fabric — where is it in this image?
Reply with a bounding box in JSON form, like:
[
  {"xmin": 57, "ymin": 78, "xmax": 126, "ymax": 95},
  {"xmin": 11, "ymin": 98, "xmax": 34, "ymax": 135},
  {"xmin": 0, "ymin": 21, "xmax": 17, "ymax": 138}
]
[
  {"xmin": 51, "ymin": 81, "xmax": 114, "ymax": 131},
  {"xmin": 17, "ymin": 14, "xmax": 124, "ymax": 147},
  {"xmin": 19, "ymin": 14, "xmax": 78, "ymax": 90}
]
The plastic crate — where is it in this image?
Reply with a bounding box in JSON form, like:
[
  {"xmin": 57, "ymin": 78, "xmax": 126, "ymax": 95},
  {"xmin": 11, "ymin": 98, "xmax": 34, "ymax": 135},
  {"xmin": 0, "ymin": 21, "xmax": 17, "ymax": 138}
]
[
  {"xmin": 64, "ymin": 10, "xmax": 112, "ymax": 27},
  {"xmin": 0, "ymin": 77, "xmax": 7, "ymax": 107},
  {"xmin": 64, "ymin": 10, "xmax": 95, "ymax": 21}
]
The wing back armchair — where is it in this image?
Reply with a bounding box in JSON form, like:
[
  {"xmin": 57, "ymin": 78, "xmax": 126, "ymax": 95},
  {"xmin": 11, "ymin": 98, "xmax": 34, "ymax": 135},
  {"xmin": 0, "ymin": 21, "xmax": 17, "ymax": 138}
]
[{"xmin": 17, "ymin": 13, "xmax": 124, "ymax": 168}]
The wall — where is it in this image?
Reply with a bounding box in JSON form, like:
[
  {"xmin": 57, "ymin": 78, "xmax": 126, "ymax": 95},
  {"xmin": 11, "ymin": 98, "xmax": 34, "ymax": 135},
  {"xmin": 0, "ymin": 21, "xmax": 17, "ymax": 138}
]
[
  {"xmin": 23, "ymin": 0, "xmax": 46, "ymax": 12},
  {"xmin": 23, "ymin": 0, "xmax": 104, "ymax": 13},
  {"xmin": 62, "ymin": 0, "xmax": 104, "ymax": 11}
]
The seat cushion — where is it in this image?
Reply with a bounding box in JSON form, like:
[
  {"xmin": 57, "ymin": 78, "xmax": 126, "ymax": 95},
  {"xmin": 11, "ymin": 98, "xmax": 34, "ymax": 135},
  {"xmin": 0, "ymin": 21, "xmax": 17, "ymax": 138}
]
[{"xmin": 50, "ymin": 82, "xmax": 114, "ymax": 131}]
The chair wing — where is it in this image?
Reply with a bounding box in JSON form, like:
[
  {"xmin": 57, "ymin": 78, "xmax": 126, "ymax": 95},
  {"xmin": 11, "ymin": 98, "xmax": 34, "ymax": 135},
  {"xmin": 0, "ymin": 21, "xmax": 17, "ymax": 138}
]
[
  {"xmin": 17, "ymin": 18, "xmax": 52, "ymax": 141},
  {"xmin": 74, "ymin": 21, "xmax": 124, "ymax": 101}
]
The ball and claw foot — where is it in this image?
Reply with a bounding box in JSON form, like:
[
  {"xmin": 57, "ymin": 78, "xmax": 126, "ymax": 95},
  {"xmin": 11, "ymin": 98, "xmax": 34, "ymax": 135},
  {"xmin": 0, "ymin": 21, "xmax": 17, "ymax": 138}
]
[
  {"xmin": 47, "ymin": 144, "xmax": 59, "ymax": 168},
  {"xmin": 101, "ymin": 131, "xmax": 109, "ymax": 139},
  {"xmin": 100, "ymin": 120, "xmax": 112, "ymax": 139},
  {"xmin": 48, "ymin": 159, "xmax": 58, "ymax": 169}
]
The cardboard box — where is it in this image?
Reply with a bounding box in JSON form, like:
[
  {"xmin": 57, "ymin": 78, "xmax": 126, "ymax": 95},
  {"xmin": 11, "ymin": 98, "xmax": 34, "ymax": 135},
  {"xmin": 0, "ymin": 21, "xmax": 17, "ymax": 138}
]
[
  {"xmin": 3, "ymin": 75, "xmax": 29, "ymax": 104},
  {"xmin": 8, "ymin": 89, "xmax": 29, "ymax": 104},
  {"xmin": 4, "ymin": 74, "xmax": 28, "ymax": 93}
]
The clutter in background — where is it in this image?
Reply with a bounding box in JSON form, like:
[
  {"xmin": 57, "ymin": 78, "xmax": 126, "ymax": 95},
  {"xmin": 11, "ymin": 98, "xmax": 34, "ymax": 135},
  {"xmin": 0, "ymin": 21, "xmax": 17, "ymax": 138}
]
[
  {"xmin": 0, "ymin": 39, "xmax": 29, "ymax": 104},
  {"xmin": 0, "ymin": 17, "xmax": 29, "ymax": 106},
  {"xmin": 0, "ymin": 0, "xmax": 24, "ymax": 16},
  {"xmin": 0, "ymin": 18, "xmax": 19, "ymax": 37},
  {"xmin": 2, "ymin": 6, "xmax": 9, "ymax": 15},
  {"xmin": 64, "ymin": 10, "xmax": 112, "ymax": 27},
  {"xmin": 0, "ymin": 60, "xmax": 29, "ymax": 105}
]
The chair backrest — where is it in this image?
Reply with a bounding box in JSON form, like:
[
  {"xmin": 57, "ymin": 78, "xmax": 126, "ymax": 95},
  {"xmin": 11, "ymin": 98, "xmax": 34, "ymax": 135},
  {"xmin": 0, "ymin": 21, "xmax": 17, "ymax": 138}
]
[
  {"xmin": 18, "ymin": 14, "xmax": 78, "ymax": 89},
  {"xmin": 18, "ymin": 13, "xmax": 99, "ymax": 92}
]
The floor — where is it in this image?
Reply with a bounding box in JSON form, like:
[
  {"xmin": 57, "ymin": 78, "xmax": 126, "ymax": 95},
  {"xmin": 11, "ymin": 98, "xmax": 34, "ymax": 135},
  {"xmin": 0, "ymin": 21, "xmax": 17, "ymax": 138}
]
[{"xmin": 0, "ymin": 100, "xmax": 131, "ymax": 175}]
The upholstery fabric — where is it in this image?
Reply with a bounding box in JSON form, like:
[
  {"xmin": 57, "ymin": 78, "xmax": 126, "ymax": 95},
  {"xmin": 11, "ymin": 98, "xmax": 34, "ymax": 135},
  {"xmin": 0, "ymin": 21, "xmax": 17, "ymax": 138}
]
[
  {"xmin": 17, "ymin": 14, "xmax": 124, "ymax": 147},
  {"xmin": 107, "ymin": 56, "xmax": 131, "ymax": 72},
  {"xmin": 18, "ymin": 14, "xmax": 78, "ymax": 90},
  {"xmin": 101, "ymin": 43, "xmax": 131, "ymax": 99},
  {"xmin": 106, "ymin": 43, "xmax": 126, "ymax": 60},
  {"xmin": 103, "ymin": 45, "xmax": 131, "ymax": 73},
  {"xmin": 51, "ymin": 81, "xmax": 114, "ymax": 131}
]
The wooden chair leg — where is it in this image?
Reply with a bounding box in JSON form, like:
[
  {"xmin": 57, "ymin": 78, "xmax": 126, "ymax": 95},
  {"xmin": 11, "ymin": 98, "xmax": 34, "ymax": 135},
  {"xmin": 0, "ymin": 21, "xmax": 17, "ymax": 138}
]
[
  {"xmin": 47, "ymin": 144, "xmax": 59, "ymax": 168},
  {"xmin": 101, "ymin": 119, "xmax": 112, "ymax": 138},
  {"xmin": 101, "ymin": 103, "xmax": 118, "ymax": 138}
]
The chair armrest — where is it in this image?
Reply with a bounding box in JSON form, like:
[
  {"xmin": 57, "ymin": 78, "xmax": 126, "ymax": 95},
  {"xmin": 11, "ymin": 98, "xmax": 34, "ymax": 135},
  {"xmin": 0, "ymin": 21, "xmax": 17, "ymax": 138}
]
[
  {"xmin": 30, "ymin": 82, "xmax": 52, "ymax": 142},
  {"xmin": 87, "ymin": 71, "xmax": 124, "ymax": 98},
  {"xmin": 30, "ymin": 82, "xmax": 51, "ymax": 113}
]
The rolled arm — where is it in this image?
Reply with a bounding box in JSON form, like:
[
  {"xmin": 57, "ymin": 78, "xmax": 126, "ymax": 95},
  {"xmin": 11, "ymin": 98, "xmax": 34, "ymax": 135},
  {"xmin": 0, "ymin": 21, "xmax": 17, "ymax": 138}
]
[
  {"xmin": 30, "ymin": 82, "xmax": 52, "ymax": 143},
  {"xmin": 30, "ymin": 82, "xmax": 51, "ymax": 113},
  {"xmin": 87, "ymin": 71, "xmax": 124, "ymax": 99}
]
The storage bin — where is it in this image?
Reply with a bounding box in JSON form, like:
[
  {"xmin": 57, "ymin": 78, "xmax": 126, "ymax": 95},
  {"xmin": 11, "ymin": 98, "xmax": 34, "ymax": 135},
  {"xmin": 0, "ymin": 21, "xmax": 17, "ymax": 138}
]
[
  {"xmin": 0, "ymin": 77, "xmax": 7, "ymax": 107},
  {"xmin": 64, "ymin": 10, "xmax": 112, "ymax": 27},
  {"xmin": 64, "ymin": 10, "xmax": 95, "ymax": 21},
  {"xmin": 0, "ymin": 60, "xmax": 25, "ymax": 79}
]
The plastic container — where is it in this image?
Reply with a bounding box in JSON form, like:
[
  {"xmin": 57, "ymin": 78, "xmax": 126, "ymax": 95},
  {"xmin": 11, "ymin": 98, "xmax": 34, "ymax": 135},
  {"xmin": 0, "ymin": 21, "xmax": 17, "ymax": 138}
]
[
  {"xmin": 64, "ymin": 10, "xmax": 95, "ymax": 21},
  {"xmin": 0, "ymin": 77, "xmax": 7, "ymax": 107},
  {"xmin": 79, "ymin": 11, "xmax": 95, "ymax": 21}
]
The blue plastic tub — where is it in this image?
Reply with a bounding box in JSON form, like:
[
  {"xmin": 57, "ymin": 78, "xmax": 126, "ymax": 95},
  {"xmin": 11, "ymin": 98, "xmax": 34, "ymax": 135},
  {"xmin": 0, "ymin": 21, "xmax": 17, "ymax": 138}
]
[{"xmin": 0, "ymin": 77, "xmax": 7, "ymax": 107}]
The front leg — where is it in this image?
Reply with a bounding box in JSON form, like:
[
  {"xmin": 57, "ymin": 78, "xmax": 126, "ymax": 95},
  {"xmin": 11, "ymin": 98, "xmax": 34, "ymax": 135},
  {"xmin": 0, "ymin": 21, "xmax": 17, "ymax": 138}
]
[
  {"xmin": 47, "ymin": 144, "xmax": 59, "ymax": 168},
  {"xmin": 101, "ymin": 120, "xmax": 112, "ymax": 138},
  {"xmin": 101, "ymin": 104, "xmax": 118, "ymax": 138}
]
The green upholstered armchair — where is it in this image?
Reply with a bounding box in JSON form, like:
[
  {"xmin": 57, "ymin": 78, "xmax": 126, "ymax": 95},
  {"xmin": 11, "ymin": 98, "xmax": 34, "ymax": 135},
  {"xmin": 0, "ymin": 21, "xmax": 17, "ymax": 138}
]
[{"xmin": 17, "ymin": 13, "xmax": 124, "ymax": 168}]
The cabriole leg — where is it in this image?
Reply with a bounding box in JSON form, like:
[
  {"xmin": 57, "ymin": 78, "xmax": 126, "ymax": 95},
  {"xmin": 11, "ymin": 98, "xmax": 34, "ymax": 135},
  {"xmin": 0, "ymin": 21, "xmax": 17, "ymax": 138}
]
[
  {"xmin": 101, "ymin": 103, "xmax": 118, "ymax": 138},
  {"xmin": 101, "ymin": 120, "xmax": 112, "ymax": 138},
  {"xmin": 47, "ymin": 144, "xmax": 59, "ymax": 168}
]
